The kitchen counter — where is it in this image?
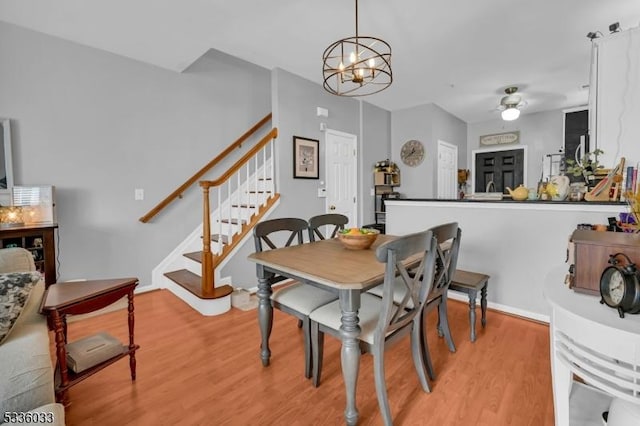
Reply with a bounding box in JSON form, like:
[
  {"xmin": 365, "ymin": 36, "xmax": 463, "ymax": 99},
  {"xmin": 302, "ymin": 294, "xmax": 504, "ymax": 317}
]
[
  {"xmin": 396, "ymin": 198, "xmax": 625, "ymax": 210},
  {"xmin": 385, "ymin": 199, "xmax": 627, "ymax": 320}
]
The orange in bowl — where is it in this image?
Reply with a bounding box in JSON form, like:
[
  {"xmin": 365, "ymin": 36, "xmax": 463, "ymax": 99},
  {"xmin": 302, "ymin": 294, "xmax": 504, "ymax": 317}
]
[{"xmin": 337, "ymin": 227, "xmax": 380, "ymax": 250}]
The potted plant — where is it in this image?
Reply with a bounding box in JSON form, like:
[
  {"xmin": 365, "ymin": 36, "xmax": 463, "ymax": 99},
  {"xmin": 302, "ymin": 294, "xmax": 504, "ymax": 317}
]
[{"xmin": 565, "ymin": 149, "xmax": 604, "ymax": 187}]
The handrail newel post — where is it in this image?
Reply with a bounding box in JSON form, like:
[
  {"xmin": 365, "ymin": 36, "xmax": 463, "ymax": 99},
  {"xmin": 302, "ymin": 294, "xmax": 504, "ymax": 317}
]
[{"xmin": 201, "ymin": 183, "xmax": 214, "ymax": 296}]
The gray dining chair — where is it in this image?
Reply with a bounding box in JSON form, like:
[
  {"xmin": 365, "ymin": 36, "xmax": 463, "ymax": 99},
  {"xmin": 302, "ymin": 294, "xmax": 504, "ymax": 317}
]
[
  {"xmin": 253, "ymin": 217, "xmax": 338, "ymax": 379},
  {"xmin": 420, "ymin": 222, "xmax": 461, "ymax": 379},
  {"xmin": 308, "ymin": 213, "xmax": 349, "ymax": 241},
  {"xmin": 309, "ymin": 230, "xmax": 438, "ymax": 425},
  {"xmin": 366, "ymin": 222, "xmax": 461, "ymax": 381}
]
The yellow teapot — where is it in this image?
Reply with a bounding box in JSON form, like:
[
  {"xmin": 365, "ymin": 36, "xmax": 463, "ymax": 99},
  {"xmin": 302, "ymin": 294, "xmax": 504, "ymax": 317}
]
[{"xmin": 506, "ymin": 184, "xmax": 529, "ymax": 201}]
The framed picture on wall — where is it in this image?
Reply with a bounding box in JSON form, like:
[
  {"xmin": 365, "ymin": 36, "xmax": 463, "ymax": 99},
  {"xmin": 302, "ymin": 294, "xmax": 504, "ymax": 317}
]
[{"xmin": 293, "ymin": 136, "xmax": 319, "ymax": 179}]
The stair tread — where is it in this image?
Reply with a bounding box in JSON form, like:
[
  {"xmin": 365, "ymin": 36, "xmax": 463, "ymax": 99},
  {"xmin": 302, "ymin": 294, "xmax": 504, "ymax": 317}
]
[
  {"xmin": 164, "ymin": 269, "xmax": 232, "ymax": 300},
  {"xmin": 231, "ymin": 204, "xmax": 257, "ymax": 208},
  {"xmin": 247, "ymin": 190, "xmax": 272, "ymax": 194},
  {"xmin": 184, "ymin": 251, "xmax": 202, "ymax": 263}
]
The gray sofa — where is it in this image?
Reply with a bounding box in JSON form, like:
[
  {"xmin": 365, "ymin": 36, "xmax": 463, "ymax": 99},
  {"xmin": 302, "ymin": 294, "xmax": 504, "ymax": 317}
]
[{"xmin": 0, "ymin": 248, "xmax": 64, "ymax": 425}]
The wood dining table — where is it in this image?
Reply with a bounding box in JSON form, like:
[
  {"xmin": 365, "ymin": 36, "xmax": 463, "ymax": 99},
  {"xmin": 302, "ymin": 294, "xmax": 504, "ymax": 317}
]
[{"xmin": 248, "ymin": 234, "xmax": 401, "ymax": 425}]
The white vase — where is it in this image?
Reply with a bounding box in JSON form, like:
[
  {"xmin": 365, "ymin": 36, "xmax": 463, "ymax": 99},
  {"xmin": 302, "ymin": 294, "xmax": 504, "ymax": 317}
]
[{"xmin": 550, "ymin": 175, "xmax": 570, "ymax": 201}]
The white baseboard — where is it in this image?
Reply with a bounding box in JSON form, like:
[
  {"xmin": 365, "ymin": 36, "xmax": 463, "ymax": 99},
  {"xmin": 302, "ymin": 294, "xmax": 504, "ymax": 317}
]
[
  {"xmin": 135, "ymin": 284, "xmax": 157, "ymax": 294},
  {"xmin": 447, "ymin": 290, "xmax": 550, "ymax": 324},
  {"xmin": 241, "ymin": 284, "xmax": 549, "ymax": 323}
]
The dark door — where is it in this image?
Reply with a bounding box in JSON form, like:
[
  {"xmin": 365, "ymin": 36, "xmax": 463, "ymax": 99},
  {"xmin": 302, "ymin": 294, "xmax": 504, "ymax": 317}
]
[
  {"xmin": 564, "ymin": 109, "xmax": 589, "ymax": 183},
  {"xmin": 475, "ymin": 149, "xmax": 525, "ymax": 193}
]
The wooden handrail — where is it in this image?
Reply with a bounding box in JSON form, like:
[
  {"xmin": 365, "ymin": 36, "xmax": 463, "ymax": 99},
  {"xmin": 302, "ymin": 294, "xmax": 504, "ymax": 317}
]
[
  {"xmin": 139, "ymin": 113, "xmax": 272, "ymax": 223},
  {"xmin": 200, "ymin": 128, "xmax": 278, "ymax": 189}
]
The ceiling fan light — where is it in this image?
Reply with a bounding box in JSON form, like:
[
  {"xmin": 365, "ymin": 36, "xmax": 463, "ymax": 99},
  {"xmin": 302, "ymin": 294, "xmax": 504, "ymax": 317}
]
[{"xmin": 501, "ymin": 107, "xmax": 520, "ymax": 121}]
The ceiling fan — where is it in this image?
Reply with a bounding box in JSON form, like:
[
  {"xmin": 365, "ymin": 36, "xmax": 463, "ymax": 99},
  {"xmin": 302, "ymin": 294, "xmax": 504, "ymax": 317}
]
[{"xmin": 496, "ymin": 87, "xmax": 527, "ymax": 121}]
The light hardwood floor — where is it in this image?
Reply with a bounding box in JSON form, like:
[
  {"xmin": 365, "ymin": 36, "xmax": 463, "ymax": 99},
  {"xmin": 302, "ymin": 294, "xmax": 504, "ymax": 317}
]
[{"xmin": 57, "ymin": 289, "xmax": 554, "ymax": 425}]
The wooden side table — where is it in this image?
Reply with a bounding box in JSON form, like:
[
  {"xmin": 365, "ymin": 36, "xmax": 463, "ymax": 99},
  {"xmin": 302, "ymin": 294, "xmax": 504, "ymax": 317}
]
[{"xmin": 41, "ymin": 278, "xmax": 140, "ymax": 406}]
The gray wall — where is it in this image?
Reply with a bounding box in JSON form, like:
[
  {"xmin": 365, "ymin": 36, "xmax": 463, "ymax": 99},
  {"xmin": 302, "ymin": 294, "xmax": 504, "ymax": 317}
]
[
  {"xmin": 432, "ymin": 104, "xmax": 468, "ymax": 170},
  {"xmin": 391, "ymin": 103, "xmax": 467, "ymax": 197},
  {"xmin": 467, "ymin": 109, "xmax": 565, "ymax": 191},
  {"xmin": 0, "ymin": 22, "xmax": 271, "ymax": 287},
  {"xmin": 361, "ymin": 102, "xmax": 391, "ymax": 225}
]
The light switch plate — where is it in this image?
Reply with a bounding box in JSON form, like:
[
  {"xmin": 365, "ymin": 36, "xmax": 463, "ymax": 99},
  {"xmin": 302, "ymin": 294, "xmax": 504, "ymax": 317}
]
[{"xmin": 135, "ymin": 188, "xmax": 144, "ymax": 200}]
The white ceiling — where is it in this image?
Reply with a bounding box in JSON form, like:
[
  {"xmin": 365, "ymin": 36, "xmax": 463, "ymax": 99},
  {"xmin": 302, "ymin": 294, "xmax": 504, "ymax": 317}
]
[{"xmin": 2, "ymin": 0, "xmax": 640, "ymax": 123}]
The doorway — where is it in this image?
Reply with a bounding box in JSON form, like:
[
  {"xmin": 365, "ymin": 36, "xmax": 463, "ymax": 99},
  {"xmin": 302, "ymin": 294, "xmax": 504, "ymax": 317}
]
[
  {"xmin": 472, "ymin": 146, "xmax": 527, "ymax": 193},
  {"xmin": 437, "ymin": 140, "xmax": 458, "ymax": 199},
  {"xmin": 324, "ymin": 129, "xmax": 358, "ymax": 226},
  {"xmin": 564, "ymin": 108, "xmax": 589, "ymax": 183}
]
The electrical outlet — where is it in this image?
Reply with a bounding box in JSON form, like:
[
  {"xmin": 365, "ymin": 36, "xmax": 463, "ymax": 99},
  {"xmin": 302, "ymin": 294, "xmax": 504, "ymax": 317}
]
[{"xmin": 134, "ymin": 188, "xmax": 144, "ymax": 200}]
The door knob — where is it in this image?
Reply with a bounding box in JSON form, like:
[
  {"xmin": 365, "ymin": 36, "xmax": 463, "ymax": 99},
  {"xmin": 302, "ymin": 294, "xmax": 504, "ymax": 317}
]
[{"xmin": 329, "ymin": 205, "xmax": 336, "ymax": 210}]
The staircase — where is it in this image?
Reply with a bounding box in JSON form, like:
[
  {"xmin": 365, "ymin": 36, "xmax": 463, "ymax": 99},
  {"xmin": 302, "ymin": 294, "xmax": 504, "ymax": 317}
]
[{"xmin": 143, "ymin": 115, "xmax": 279, "ymax": 316}]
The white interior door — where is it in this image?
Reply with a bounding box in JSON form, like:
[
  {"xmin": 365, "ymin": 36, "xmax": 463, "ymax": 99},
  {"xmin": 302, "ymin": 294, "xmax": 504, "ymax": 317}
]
[
  {"xmin": 325, "ymin": 129, "xmax": 358, "ymax": 227},
  {"xmin": 437, "ymin": 140, "xmax": 458, "ymax": 199}
]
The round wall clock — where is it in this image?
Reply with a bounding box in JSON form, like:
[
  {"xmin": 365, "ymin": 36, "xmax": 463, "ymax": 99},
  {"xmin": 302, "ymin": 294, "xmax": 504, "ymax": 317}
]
[
  {"xmin": 600, "ymin": 252, "xmax": 640, "ymax": 318},
  {"xmin": 400, "ymin": 140, "xmax": 425, "ymax": 167}
]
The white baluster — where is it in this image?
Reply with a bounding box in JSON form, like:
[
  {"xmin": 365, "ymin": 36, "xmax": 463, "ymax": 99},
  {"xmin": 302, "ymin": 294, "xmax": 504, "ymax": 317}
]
[
  {"xmin": 217, "ymin": 188, "xmax": 222, "ymax": 252},
  {"xmin": 270, "ymin": 139, "xmax": 275, "ymax": 194},
  {"xmin": 227, "ymin": 180, "xmax": 232, "ymax": 240},
  {"xmin": 246, "ymin": 161, "xmax": 250, "ymax": 216},
  {"xmin": 254, "ymin": 155, "xmax": 258, "ymax": 210},
  {"xmin": 262, "ymin": 145, "xmax": 267, "ymax": 206},
  {"xmin": 237, "ymin": 171, "xmax": 241, "ymax": 232}
]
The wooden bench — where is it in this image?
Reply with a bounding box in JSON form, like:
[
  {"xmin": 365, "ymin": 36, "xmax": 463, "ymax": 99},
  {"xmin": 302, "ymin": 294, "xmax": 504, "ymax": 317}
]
[{"xmin": 449, "ymin": 269, "xmax": 489, "ymax": 342}]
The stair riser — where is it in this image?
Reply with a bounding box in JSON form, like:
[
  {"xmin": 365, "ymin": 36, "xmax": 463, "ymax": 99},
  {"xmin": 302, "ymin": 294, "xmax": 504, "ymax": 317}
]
[
  {"xmin": 222, "ymin": 175, "xmax": 272, "ymax": 191},
  {"xmin": 234, "ymin": 194, "xmax": 269, "ymax": 207},
  {"xmin": 246, "ymin": 180, "xmax": 273, "ymax": 192},
  {"xmin": 220, "ymin": 207, "xmax": 256, "ymax": 221},
  {"xmin": 211, "ymin": 223, "xmax": 243, "ymax": 236},
  {"xmin": 185, "ymin": 260, "xmax": 202, "ymax": 276}
]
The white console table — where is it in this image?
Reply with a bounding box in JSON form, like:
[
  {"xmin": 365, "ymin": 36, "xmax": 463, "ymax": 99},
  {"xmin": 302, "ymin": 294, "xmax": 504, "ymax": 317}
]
[{"xmin": 544, "ymin": 267, "xmax": 640, "ymax": 425}]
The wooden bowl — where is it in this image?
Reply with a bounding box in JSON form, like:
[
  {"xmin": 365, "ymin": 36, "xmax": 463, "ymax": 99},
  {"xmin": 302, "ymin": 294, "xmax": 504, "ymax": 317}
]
[{"xmin": 337, "ymin": 229, "xmax": 380, "ymax": 250}]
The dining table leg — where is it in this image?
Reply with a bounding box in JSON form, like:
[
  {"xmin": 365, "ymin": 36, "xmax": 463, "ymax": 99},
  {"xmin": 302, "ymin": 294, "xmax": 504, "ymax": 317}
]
[
  {"xmin": 257, "ymin": 271, "xmax": 274, "ymax": 366},
  {"xmin": 339, "ymin": 289, "xmax": 361, "ymax": 426}
]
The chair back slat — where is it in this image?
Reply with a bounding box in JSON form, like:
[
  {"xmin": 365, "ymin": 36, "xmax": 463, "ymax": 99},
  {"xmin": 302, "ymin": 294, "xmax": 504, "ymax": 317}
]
[
  {"xmin": 374, "ymin": 230, "xmax": 437, "ymax": 342},
  {"xmin": 428, "ymin": 222, "xmax": 462, "ymax": 299},
  {"xmin": 308, "ymin": 214, "xmax": 349, "ymax": 241},
  {"xmin": 253, "ymin": 218, "xmax": 308, "ymax": 253}
]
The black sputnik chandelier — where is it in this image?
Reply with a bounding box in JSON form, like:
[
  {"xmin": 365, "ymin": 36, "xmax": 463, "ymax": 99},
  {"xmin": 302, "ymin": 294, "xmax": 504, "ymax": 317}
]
[{"xmin": 322, "ymin": 0, "xmax": 392, "ymax": 96}]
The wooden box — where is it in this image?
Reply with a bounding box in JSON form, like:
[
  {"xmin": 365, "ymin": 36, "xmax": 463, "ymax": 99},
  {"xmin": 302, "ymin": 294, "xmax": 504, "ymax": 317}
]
[
  {"xmin": 374, "ymin": 171, "xmax": 400, "ymax": 186},
  {"xmin": 570, "ymin": 230, "xmax": 640, "ymax": 295}
]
